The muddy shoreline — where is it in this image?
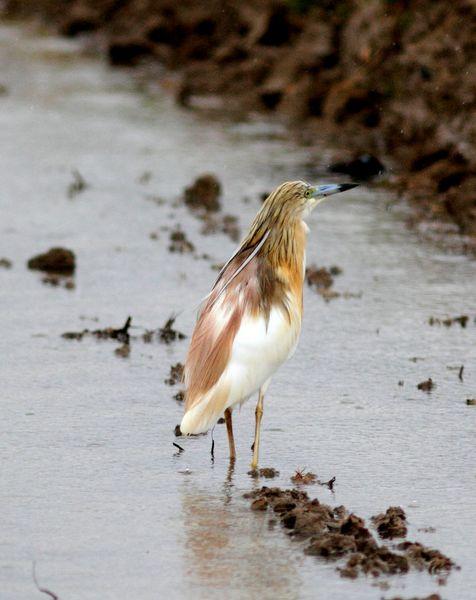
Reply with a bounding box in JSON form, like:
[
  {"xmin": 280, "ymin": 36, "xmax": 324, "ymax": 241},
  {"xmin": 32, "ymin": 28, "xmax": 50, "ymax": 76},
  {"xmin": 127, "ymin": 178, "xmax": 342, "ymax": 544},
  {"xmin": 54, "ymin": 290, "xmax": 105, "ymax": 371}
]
[{"xmin": 3, "ymin": 0, "xmax": 476, "ymax": 252}]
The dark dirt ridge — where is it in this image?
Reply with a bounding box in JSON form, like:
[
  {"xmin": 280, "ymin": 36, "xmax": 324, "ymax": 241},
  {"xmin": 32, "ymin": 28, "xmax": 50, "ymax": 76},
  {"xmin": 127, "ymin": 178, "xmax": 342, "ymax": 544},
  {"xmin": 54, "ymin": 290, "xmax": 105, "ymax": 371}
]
[
  {"xmin": 4, "ymin": 0, "xmax": 476, "ymax": 249},
  {"xmin": 246, "ymin": 486, "xmax": 455, "ymax": 584},
  {"xmin": 62, "ymin": 315, "xmax": 186, "ymax": 352}
]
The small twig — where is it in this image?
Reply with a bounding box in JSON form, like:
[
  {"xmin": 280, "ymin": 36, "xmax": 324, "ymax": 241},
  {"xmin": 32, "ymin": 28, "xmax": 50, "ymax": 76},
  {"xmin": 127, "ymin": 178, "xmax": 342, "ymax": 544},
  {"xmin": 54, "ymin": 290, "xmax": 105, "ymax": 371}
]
[
  {"xmin": 32, "ymin": 562, "xmax": 59, "ymax": 600},
  {"xmin": 459, "ymin": 365, "xmax": 464, "ymax": 381},
  {"xmin": 173, "ymin": 442, "xmax": 184, "ymax": 452}
]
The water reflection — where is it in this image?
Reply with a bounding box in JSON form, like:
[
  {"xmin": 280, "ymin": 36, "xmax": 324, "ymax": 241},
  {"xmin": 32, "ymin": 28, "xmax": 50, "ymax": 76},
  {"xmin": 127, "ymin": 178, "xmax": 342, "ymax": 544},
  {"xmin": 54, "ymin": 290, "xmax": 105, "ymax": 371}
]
[{"xmin": 179, "ymin": 462, "xmax": 301, "ymax": 599}]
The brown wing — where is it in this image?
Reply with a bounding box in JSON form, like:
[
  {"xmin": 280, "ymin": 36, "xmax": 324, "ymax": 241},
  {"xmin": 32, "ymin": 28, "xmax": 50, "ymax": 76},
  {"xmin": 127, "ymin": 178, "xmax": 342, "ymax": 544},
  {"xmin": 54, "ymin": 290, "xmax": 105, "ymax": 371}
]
[{"xmin": 184, "ymin": 247, "xmax": 261, "ymax": 412}]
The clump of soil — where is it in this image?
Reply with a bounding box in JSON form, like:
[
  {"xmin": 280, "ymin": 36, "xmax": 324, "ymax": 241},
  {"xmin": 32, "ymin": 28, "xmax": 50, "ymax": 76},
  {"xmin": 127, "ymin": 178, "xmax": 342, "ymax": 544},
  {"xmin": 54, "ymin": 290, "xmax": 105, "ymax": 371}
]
[
  {"xmin": 466, "ymin": 398, "xmax": 476, "ymax": 406},
  {"xmin": 173, "ymin": 390, "xmax": 185, "ymax": 402},
  {"xmin": 168, "ymin": 227, "xmax": 195, "ymax": 253},
  {"xmin": 417, "ymin": 378, "xmax": 435, "ymax": 392},
  {"xmin": 305, "ymin": 265, "xmax": 343, "ymax": 301},
  {"xmin": 184, "ymin": 173, "xmax": 221, "ymax": 212},
  {"xmin": 27, "ymin": 247, "xmax": 75, "ymax": 274},
  {"xmin": 0, "ymin": 258, "xmax": 12, "ymax": 269},
  {"xmin": 429, "ymin": 315, "xmax": 469, "ymax": 328},
  {"xmin": 182, "ymin": 174, "xmax": 240, "ymax": 243},
  {"xmin": 159, "ymin": 316, "xmax": 186, "ymax": 344},
  {"xmin": 62, "ymin": 315, "xmax": 132, "ymax": 343},
  {"xmin": 67, "ymin": 169, "xmax": 88, "ymax": 198},
  {"xmin": 291, "ymin": 469, "xmax": 317, "ymax": 485},
  {"xmin": 371, "ymin": 507, "xmax": 407, "ymax": 539},
  {"xmin": 248, "ymin": 467, "xmax": 280, "ymax": 479},
  {"xmin": 165, "ymin": 362, "xmax": 184, "ymax": 385},
  {"xmin": 245, "ymin": 486, "xmax": 455, "ymax": 582}
]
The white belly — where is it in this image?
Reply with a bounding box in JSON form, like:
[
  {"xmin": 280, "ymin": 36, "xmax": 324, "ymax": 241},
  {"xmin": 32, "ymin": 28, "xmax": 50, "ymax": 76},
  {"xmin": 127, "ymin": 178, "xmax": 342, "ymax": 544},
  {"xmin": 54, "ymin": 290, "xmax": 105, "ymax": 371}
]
[{"xmin": 223, "ymin": 301, "xmax": 301, "ymax": 408}]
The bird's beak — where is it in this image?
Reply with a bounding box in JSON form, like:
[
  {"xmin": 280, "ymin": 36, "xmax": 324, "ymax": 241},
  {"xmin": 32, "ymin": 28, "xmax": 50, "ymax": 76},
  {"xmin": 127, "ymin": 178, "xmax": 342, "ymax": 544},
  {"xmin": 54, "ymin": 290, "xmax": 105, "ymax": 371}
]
[{"xmin": 311, "ymin": 183, "xmax": 358, "ymax": 198}]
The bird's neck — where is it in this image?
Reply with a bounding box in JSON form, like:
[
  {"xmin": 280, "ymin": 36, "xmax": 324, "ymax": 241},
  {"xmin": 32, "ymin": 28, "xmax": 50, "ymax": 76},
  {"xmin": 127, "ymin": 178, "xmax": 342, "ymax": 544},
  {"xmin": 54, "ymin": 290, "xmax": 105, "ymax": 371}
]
[{"xmin": 265, "ymin": 218, "xmax": 307, "ymax": 266}]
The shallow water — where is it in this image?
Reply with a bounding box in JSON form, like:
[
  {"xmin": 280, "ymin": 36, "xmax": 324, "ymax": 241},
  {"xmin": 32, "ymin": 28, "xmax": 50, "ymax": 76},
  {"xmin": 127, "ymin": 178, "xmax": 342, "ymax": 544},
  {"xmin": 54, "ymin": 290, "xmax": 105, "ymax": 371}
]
[{"xmin": 1, "ymin": 23, "xmax": 475, "ymax": 600}]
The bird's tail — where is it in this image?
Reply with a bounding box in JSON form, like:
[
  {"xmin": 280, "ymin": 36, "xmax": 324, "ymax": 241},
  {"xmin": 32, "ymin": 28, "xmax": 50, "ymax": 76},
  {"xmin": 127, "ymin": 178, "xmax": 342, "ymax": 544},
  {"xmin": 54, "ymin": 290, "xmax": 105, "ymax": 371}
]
[{"xmin": 180, "ymin": 386, "xmax": 228, "ymax": 435}]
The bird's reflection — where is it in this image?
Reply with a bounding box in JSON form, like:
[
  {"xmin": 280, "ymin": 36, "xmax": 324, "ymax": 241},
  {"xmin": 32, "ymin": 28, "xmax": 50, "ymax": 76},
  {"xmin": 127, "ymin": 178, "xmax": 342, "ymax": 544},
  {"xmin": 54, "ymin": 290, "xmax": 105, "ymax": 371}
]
[{"xmin": 179, "ymin": 458, "xmax": 300, "ymax": 599}]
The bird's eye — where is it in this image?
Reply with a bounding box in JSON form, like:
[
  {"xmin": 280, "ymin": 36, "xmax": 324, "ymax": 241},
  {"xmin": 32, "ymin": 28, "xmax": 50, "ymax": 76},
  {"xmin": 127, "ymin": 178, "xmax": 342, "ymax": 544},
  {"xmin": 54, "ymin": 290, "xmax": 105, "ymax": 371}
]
[{"xmin": 304, "ymin": 189, "xmax": 312, "ymax": 198}]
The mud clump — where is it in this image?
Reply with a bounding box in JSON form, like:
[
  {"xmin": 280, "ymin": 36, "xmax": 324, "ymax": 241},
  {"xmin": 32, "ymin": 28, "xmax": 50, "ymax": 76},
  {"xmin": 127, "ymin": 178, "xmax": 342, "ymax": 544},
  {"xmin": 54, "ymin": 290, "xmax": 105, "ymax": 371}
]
[
  {"xmin": 0, "ymin": 258, "xmax": 12, "ymax": 269},
  {"xmin": 28, "ymin": 247, "xmax": 75, "ymax": 274},
  {"xmin": 417, "ymin": 378, "xmax": 435, "ymax": 392},
  {"xmin": 291, "ymin": 469, "xmax": 317, "ymax": 485},
  {"xmin": 397, "ymin": 541, "xmax": 454, "ymax": 574},
  {"xmin": 62, "ymin": 316, "xmax": 132, "ymax": 344},
  {"xmin": 305, "ymin": 265, "xmax": 343, "ymax": 301},
  {"xmin": 245, "ymin": 486, "xmax": 455, "ymax": 581},
  {"xmin": 67, "ymin": 169, "xmax": 88, "ymax": 198},
  {"xmin": 165, "ymin": 362, "xmax": 184, "ymax": 385},
  {"xmin": 466, "ymin": 398, "xmax": 476, "ymax": 406},
  {"xmin": 371, "ymin": 507, "xmax": 407, "ymax": 539},
  {"xmin": 159, "ymin": 316, "xmax": 186, "ymax": 344},
  {"xmin": 184, "ymin": 174, "xmax": 221, "ymax": 213},
  {"xmin": 173, "ymin": 390, "xmax": 185, "ymax": 402},
  {"xmin": 168, "ymin": 228, "xmax": 195, "ymax": 253},
  {"xmin": 429, "ymin": 315, "xmax": 469, "ymax": 328}
]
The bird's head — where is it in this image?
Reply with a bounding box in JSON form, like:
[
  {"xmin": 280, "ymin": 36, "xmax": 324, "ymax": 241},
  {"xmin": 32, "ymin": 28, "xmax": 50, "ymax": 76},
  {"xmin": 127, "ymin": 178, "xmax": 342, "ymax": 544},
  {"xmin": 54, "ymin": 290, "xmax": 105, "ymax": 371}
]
[{"xmin": 262, "ymin": 180, "xmax": 358, "ymax": 222}]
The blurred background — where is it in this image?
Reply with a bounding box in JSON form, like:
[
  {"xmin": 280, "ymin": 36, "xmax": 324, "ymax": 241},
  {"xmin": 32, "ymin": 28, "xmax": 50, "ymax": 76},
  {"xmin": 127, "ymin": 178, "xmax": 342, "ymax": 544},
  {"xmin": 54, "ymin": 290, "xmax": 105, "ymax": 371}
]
[{"xmin": 3, "ymin": 0, "xmax": 475, "ymax": 250}]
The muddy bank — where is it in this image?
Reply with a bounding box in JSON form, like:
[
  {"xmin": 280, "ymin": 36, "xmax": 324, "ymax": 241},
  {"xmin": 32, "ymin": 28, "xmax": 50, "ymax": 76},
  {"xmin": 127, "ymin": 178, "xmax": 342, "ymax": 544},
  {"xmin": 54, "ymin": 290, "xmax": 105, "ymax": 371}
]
[{"xmin": 4, "ymin": 0, "xmax": 476, "ymax": 248}]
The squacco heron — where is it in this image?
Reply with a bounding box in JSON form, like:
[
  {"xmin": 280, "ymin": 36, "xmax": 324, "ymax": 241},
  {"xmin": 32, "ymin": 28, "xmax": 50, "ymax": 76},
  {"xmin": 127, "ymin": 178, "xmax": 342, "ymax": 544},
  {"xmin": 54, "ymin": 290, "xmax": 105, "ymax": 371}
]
[{"xmin": 180, "ymin": 180, "xmax": 356, "ymax": 468}]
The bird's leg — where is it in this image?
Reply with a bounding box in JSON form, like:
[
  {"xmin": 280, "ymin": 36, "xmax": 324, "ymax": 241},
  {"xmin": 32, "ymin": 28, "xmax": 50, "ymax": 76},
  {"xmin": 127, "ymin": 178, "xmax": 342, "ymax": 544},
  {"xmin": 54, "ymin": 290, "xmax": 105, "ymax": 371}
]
[
  {"xmin": 251, "ymin": 389, "xmax": 264, "ymax": 470},
  {"xmin": 224, "ymin": 408, "xmax": 236, "ymax": 461}
]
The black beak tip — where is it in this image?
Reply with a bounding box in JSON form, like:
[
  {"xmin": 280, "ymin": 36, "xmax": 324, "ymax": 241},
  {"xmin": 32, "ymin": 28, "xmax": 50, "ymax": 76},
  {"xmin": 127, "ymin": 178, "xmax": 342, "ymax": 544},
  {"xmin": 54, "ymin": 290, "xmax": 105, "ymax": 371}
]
[{"xmin": 339, "ymin": 183, "xmax": 359, "ymax": 192}]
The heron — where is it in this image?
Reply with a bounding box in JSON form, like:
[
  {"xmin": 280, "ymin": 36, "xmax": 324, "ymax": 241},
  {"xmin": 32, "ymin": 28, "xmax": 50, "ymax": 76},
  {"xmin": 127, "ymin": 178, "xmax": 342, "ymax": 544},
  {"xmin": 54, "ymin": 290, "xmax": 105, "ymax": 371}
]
[{"xmin": 180, "ymin": 180, "xmax": 357, "ymax": 469}]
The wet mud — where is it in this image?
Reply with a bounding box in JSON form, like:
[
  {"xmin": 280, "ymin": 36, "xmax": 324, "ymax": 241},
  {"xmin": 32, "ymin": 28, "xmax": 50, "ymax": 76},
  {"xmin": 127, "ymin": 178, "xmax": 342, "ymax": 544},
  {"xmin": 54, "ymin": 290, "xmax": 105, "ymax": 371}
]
[
  {"xmin": 245, "ymin": 487, "xmax": 455, "ymax": 583},
  {"xmin": 0, "ymin": 257, "xmax": 12, "ymax": 268},
  {"xmin": 183, "ymin": 173, "xmax": 221, "ymax": 213},
  {"xmin": 371, "ymin": 507, "xmax": 408, "ymax": 540},
  {"xmin": 27, "ymin": 247, "xmax": 75, "ymax": 274},
  {"xmin": 428, "ymin": 315, "xmax": 471, "ymax": 328},
  {"xmin": 168, "ymin": 227, "xmax": 195, "ymax": 253},
  {"xmin": 67, "ymin": 169, "xmax": 88, "ymax": 199},
  {"xmin": 164, "ymin": 362, "xmax": 184, "ymax": 386},
  {"xmin": 417, "ymin": 378, "xmax": 435, "ymax": 393}
]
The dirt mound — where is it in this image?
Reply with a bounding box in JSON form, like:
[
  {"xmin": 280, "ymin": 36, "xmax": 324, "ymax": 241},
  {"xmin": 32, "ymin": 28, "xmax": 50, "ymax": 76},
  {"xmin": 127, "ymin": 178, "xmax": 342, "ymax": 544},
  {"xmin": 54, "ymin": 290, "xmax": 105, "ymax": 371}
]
[
  {"xmin": 245, "ymin": 486, "xmax": 456, "ymax": 582},
  {"xmin": 27, "ymin": 247, "xmax": 75, "ymax": 274},
  {"xmin": 184, "ymin": 173, "xmax": 221, "ymax": 212},
  {"xmin": 371, "ymin": 506, "xmax": 407, "ymax": 539}
]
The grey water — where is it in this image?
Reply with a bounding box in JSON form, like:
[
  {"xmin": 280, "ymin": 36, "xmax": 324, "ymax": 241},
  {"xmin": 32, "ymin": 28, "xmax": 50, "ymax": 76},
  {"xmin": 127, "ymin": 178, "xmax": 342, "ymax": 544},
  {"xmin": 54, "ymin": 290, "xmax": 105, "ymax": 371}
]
[{"xmin": 0, "ymin": 23, "xmax": 475, "ymax": 600}]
